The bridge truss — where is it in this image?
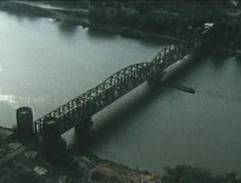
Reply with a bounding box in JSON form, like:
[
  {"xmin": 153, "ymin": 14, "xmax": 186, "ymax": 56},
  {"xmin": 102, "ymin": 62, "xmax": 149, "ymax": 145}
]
[{"xmin": 34, "ymin": 24, "xmax": 212, "ymax": 136}]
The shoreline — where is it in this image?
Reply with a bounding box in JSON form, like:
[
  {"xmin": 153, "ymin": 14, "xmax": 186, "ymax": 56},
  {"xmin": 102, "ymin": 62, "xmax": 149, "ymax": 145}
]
[
  {"xmin": 0, "ymin": 125, "xmax": 162, "ymax": 182},
  {"xmin": 0, "ymin": 1, "xmax": 187, "ymax": 44},
  {"xmin": 0, "ymin": 1, "xmax": 241, "ymax": 182}
]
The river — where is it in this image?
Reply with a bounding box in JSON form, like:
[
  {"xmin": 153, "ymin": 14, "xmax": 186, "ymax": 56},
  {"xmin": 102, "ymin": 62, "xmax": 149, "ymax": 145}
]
[{"xmin": 0, "ymin": 11, "xmax": 241, "ymax": 176}]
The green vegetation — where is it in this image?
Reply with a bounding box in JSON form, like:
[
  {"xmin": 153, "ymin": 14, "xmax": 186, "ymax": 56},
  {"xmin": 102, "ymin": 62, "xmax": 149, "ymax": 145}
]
[
  {"xmin": 88, "ymin": 1, "xmax": 222, "ymax": 37},
  {"xmin": 87, "ymin": 0, "xmax": 241, "ymax": 49}
]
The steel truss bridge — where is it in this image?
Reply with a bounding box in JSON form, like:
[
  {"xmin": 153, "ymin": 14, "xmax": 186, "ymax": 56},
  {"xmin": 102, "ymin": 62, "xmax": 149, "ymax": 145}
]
[{"xmin": 34, "ymin": 24, "xmax": 213, "ymax": 136}]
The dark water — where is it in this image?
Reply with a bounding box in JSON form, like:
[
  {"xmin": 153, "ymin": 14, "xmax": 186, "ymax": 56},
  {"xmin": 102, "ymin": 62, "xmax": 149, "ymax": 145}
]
[{"xmin": 0, "ymin": 11, "xmax": 241, "ymax": 176}]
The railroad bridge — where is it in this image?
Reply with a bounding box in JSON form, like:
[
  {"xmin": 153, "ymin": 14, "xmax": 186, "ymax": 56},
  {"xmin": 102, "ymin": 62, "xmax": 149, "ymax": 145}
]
[{"xmin": 16, "ymin": 24, "xmax": 214, "ymax": 155}]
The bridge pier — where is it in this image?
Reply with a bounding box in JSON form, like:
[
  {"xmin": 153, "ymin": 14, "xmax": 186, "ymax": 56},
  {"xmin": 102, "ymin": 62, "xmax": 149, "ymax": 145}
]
[
  {"xmin": 41, "ymin": 117, "xmax": 68, "ymax": 165},
  {"xmin": 74, "ymin": 116, "xmax": 93, "ymax": 147},
  {"xmin": 16, "ymin": 107, "xmax": 34, "ymax": 142}
]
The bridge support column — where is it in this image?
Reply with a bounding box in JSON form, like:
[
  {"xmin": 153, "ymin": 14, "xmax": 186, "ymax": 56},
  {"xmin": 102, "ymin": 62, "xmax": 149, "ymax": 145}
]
[
  {"xmin": 41, "ymin": 117, "xmax": 68, "ymax": 165},
  {"xmin": 16, "ymin": 106, "xmax": 34, "ymax": 142},
  {"xmin": 74, "ymin": 116, "xmax": 93, "ymax": 148}
]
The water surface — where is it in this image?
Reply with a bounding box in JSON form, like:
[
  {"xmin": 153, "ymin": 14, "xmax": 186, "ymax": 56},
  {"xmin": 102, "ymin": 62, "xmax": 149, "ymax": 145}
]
[{"xmin": 0, "ymin": 11, "xmax": 241, "ymax": 176}]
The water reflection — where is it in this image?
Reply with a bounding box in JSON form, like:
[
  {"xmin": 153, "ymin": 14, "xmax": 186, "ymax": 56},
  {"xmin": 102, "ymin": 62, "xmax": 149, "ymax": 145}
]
[
  {"xmin": 87, "ymin": 29, "xmax": 117, "ymax": 40},
  {"xmin": 0, "ymin": 102, "xmax": 15, "ymax": 127},
  {"xmin": 0, "ymin": 94, "xmax": 18, "ymax": 107},
  {"xmin": 58, "ymin": 21, "xmax": 78, "ymax": 35}
]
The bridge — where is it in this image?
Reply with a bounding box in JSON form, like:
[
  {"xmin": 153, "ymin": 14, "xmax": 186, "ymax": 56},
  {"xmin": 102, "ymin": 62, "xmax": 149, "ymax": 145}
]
[{"xmin": 29, "ymin": 24, "xmax": 212, "ymax": 142}]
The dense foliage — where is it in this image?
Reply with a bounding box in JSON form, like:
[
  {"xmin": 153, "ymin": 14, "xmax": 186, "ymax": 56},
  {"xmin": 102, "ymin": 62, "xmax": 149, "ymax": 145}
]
[{"xmin": 88, "ymin": 1, "xmax": 223, "ymax": 36}]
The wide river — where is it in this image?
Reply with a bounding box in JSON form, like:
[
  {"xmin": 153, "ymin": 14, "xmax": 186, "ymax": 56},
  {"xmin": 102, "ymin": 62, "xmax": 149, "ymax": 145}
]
[{"xmin": 0, "ymin": 11, "xmax": 241, "ymax": 176}]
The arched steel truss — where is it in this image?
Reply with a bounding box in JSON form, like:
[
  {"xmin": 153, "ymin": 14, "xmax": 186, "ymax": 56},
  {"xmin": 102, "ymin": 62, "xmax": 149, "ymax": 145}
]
[{"xmin": 34, "ymin": 25, "xmax": 211, "ymax": 135}]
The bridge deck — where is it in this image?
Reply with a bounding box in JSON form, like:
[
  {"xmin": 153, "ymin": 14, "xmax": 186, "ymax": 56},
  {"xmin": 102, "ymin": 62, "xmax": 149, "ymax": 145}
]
[{"xmin": 34, "ymin": 25, "xmax": 211, "ymax": 135}]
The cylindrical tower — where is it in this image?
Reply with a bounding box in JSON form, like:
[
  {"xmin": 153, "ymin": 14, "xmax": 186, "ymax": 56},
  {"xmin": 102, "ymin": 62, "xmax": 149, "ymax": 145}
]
[{"xmin": 16, "ymin": 106, "xmax": 34, "ymax": 141}]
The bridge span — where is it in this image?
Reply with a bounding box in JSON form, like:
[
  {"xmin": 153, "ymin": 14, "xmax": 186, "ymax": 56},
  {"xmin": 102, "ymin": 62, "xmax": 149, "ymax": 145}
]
[{"xmin": 31, "ymin": 25, "xmax": 211, "ymax": 140}]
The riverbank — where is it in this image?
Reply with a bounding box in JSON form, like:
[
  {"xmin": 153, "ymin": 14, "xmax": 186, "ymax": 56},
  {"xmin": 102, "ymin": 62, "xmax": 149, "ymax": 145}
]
[
  {"xmin": 0, "ymin": 126, "xmax": 162, "ymax": 183},
  {"xmin": 0, "ymin": 1, "xmax": 188, "ymax": 44},
  {"xmin": 1, "ymin": 125, "xmax": 241, "ymax": 183},
  {"xmin": 1, "ymin": 0, "xmax": 241, "ymax": 46},
  {"xmin": 1, "ymin": 1, "xmax": 241, "ymax": 181}
]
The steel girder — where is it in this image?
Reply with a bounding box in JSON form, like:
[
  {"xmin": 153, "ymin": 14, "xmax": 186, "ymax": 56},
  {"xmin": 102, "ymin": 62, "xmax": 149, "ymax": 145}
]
[{"xmin": 34, "ymin": 26, "xmax": 208, "ymax": 135}]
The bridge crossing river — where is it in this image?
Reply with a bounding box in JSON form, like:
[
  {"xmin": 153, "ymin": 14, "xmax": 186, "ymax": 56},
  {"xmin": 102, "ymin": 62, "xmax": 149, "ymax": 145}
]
[
  {"xmin": 1, "ymin": 7, "xmax": 240, "ymax": 174},
  {"xmin": 33, "ymin": 24, "xmax": 211, "ymax": 137}
]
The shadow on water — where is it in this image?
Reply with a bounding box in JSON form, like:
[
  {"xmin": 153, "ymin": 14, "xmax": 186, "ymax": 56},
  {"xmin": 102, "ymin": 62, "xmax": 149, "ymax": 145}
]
[
  {"xmin": 0, "ymin": 2, "xmax": 52, "ymax": 20},
  {"xmin": 236, "ymin": 57, "xmax": 241, "ymax": 66},
  {"xmin": 72, "ymin": 40, "xmax": 241, "ymax": 154},
  {"xmin": 137, "ymin": 38, "xmax": 166, "ymax": 47},
  {"xmin": 87, "ymin": 29, "xmax": 117, "ymax": 40},
  {"xmin": 0, "ymin": 8, "xmax": 39, "ymax": 21},
  {"xmin": 163, "ymin": 51, "xmax": 212, "ymax": 85},
  {"xmin": 207, "ymin": 49, "xmax": 241, "ymax": 71},
  {"xmin": 171, "ymin": 47, "xmax": 241, "ymax": 83},
  {"xmin": 57, "ymin": 21, "xmax": 78, "ymax": 36},
  {"xmin": 210, "ymin": 50, "xmax": 232, "ymax": 68},
  {"xmin": 86, "ymin": 84, "xmax": 169, "ymax": 149},
  {"xmin": 83, "ymin": 53, "xmax": 209, "ymax": 151},
  {"xmin": 87, "ymin": 28, "xmax": 167, "ymax": 47}
]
